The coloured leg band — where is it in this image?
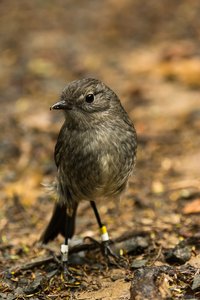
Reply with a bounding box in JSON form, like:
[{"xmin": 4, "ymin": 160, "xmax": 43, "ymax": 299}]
[
  {"xmin": 61, "ymin": 244, "xmax": 69, "ymax": 262},
  {"xmin": 100, "ymin": 225, "xmax": 110, "ymax": 242}
]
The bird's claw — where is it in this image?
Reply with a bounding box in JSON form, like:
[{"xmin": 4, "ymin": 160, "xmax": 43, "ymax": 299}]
[
  {"xmin": 102, "ymin": 240, "xmax": 128, "ymax": 268},
  {"xmin": 62, "ymin": 262, "xmax": 75, "ymax": 281},
  {"xmin": 61, "ymin": 262, "xmax": 82, "ymax": 288},
  {"xmin": 101, "ymin": 240, "xmax": 118, "ymax": 258},
  {"xmin": 85, "ymin": 236, "xmax": 126, "ymax": 267}
]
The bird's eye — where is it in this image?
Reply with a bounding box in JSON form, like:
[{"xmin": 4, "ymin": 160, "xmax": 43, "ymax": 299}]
[{"xmin": 85, "ymin": 93, "xmax": 94, "ymax": 103}]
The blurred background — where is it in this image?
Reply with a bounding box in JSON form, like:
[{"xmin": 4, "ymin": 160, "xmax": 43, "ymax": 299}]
[{"xmin": 0, "ymin": 0, "xmax": 200, "ymax": 297}]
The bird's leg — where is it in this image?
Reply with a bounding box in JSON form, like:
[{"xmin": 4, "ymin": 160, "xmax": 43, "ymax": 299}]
[
  {"xmin": 60, "ymin": 219, "xmax": 74, "ymax": 281},
  {"xmin": 90, "ymin": 201, "xmax": 119, "ymax": 262}
]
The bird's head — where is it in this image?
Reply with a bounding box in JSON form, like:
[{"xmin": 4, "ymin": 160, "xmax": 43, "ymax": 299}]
[{"xmin": 50, "ymin": 78, "xmax": 122, "ymax": 126}]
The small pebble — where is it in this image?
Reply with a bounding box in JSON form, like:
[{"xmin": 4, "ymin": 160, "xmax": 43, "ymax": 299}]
[{"xmin": 131, "ymin": 259, "xmax": 148, "ymax": 269}]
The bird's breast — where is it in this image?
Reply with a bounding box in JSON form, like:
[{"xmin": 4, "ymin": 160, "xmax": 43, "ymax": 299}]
[{"xmin": 58, "ymin": 123, "xmax": 136, "ymax": 201}]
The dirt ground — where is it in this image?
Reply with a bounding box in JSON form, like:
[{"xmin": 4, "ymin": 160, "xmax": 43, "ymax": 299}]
[{"xmin": 0, "ymin": 1, "xmax": 200, "ymax": 299}]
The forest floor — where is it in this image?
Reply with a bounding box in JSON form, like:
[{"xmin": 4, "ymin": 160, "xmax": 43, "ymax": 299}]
[{"xmin": 0, "ymin": 1, "xmax": 200, "ymax": 299}]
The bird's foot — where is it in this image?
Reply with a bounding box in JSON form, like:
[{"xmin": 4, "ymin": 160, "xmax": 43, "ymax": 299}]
[
  {"xmin": 60, "ymin": 245, "xmax": 81, "ymax": 286},
  {"xmin": 84, "ymin": 236, "xmax": 126, "ymax": 267},
  {"xmin": 101, "ymin": 240, "xmax": 118, "ymax": 258},
  {"xmin": 62, "ymin": 262, "xmax": 78, "ymax": 283},
  {"xmin": 101, "ymin": 240, "xmax": 126, "ymax": 267}
]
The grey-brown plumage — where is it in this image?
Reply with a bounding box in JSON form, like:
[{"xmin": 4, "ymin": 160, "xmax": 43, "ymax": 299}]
[{"xmin": 41, "ymin": 78, "xmax": 137, "ymax": 244}]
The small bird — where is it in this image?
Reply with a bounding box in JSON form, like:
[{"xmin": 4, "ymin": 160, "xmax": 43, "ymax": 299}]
[{"xmin": 40, "ymin": 78, "xmax": 137, "ymax": 273}]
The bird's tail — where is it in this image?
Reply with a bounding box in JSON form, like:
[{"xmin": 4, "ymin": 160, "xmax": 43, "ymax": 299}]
[{"xmin": 40, "ymin": 202, "xmax": 77, "ymax": 244}]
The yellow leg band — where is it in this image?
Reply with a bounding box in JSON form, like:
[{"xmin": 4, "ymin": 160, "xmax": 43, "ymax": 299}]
[{"xmin": 100, "ymin": 225, "xmax": 107, "ymax": 235}]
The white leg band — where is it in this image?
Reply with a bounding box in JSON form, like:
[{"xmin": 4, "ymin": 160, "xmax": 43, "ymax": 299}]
[
  {"xmin": 101, "ymin": 232, "xmax": 110, "ymax": 242},
  {"xmin": 61, "ymin": 244, "xmax": 69, "ymax": 262},
  {"xmin": 100, "ymin": 225, "xmax": 110, "ymax": 242}
]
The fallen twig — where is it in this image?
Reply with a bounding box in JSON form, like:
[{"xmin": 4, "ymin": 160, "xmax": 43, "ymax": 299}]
[{"xmin": 3, "ymin": 231, "xmax": 150, "ymax": 274}]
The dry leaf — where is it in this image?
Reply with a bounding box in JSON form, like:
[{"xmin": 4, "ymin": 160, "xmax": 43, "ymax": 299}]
[{"xmin": 183, "ymin": 198, "xmax": 200, "ymax": 214}]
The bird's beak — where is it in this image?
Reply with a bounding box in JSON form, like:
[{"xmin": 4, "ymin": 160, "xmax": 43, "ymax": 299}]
[{"xmin": 50, "ymin": 100, "xmax": 72, "ymax": 110}]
